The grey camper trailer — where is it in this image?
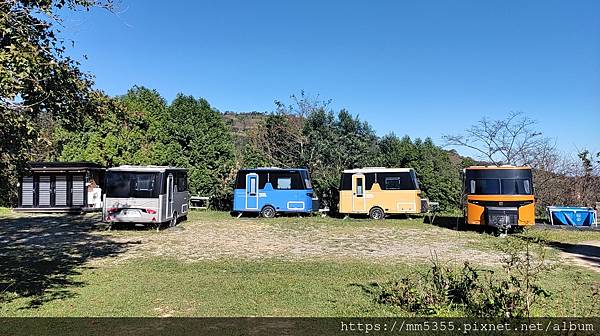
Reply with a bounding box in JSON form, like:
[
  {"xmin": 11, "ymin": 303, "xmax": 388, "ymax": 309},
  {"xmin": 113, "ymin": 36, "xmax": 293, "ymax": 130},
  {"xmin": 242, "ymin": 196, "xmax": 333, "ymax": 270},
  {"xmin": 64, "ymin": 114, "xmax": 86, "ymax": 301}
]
[{"xmin": 103, "ymin": 166, "xmax": 189, "ymax": 227}]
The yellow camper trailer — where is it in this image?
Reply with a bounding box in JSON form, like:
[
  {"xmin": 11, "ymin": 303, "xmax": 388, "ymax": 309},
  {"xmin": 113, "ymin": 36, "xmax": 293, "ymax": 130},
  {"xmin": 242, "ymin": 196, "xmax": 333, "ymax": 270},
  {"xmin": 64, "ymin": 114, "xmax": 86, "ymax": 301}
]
[{"xmin": 338, "ymin": 168, "xmax": 423, "ymax": 219}]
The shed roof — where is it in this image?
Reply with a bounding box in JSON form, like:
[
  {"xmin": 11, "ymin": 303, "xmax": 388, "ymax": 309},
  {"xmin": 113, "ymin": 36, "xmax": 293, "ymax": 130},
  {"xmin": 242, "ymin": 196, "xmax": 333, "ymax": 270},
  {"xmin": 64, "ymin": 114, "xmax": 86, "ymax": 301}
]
[{"xmin": 28, "ymin": 162, "xmax": 104, "ymax": 172}]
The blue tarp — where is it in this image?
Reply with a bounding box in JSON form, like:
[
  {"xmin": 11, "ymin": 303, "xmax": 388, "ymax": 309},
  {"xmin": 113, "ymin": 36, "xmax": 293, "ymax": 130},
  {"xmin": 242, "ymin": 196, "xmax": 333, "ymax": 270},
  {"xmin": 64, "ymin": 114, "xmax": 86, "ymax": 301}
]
[{"xmin": 547, "ymin": 206, "xmax": 597, "ymax": 226}]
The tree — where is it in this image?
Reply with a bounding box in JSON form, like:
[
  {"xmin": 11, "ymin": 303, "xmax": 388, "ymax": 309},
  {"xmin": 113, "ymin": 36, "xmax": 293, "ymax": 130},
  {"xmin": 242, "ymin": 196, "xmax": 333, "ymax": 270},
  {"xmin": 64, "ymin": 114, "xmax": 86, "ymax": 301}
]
[
  {"xmin": 242, "ymin": 114, "xmax": 304, "ymax": 168},
  {"xmin": 443, "ymin": 112, "xmax": 553, "ymax": 166},
  {"xmin": 241, "ymin": 92, "xmax": 329, "ymax": 168},
  {"xmin": 55, "ymin": 86, "xmax": 168, "ymax": 167},
  {"xmin": 241, "ymin": 93, "xmax": 380, "ymax": 211},
  {"xmin": 378, "ymin": 135, "xmax": 463, "ymax": 211},
  {"xmin": 56, "ymin": 87, "xmax": 237, "ymax": 209},
  {"xmin": 573, "ymin": 150, "xmax": 600, "ymax": 207},
  {"xmin": 0, "ymin": 0, "xmax": 114, "ymax": 205},
  {"xmin": 166, "ymin": 94, "xmax": 236, "ymax": 206},
  {"xmin": 442, "ymin": 112, "xmax": 600, "ymax": 214},
  {"xmin": 301, "ymin": 109, "xmax": 380, "ymax": 212}
]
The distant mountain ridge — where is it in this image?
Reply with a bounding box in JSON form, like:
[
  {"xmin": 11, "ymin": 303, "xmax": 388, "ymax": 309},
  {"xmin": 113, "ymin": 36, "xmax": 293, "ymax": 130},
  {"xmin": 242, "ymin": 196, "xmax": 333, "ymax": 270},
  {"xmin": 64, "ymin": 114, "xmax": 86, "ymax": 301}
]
[{"xmin": 222, "ymin": 111, "xmax": 268, "ymax": 150}]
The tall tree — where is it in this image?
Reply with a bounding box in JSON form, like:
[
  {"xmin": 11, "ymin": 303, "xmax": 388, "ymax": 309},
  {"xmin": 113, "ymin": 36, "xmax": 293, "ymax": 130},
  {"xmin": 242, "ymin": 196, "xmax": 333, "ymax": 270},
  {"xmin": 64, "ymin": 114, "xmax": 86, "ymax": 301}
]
[
  {"xmin": 55, "ymin": 86, "xmax": 168, "ymax": 167},
  {"xmin": 242, "ymin": 113, "xmax": 304, "ymax": 168},
  {"xmin": 0, "ymin": 0, "xmax": 113, "ymax": 205},
  {"xmin": 166, "ymin": 94, "xmax": 236, "ymax": 205},
  {"xmin": 241, "ymin": 92, "xmax": 329, "ymax": 168},
  {"xmin": 443, "ymin": 112, "xmax": 553, "ymax": 166},
  {"xmin": 378, "ymin": 135, "xmax": 463, "ymax": 211},
  {"xmin": 302, "ymin": 109, "xmax": 380, "ymax": 211}
]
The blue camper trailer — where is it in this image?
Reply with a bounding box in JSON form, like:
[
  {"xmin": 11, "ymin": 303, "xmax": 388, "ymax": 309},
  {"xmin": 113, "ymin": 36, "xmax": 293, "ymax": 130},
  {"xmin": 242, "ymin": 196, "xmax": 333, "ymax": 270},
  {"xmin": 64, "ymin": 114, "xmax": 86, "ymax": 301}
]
[{"xmin": 232, "ymin": 168, "xmax": 319, "ymax": 217}]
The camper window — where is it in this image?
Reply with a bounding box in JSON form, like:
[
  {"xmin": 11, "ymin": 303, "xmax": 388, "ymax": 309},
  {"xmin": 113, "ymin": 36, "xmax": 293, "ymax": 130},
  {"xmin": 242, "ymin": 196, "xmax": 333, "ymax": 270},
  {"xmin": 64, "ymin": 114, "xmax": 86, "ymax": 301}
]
[
  {"xmin": 377, "ymin": 172, "xmax": 415, "ymax": 190},
  {"xmin": 249, "ymin": 178, "xmax": 257, "ymax": 195},
  {"xmin": 300, "ymin": 170, "xmax": 313, "ymax": 189},
  {"xmin": 384, "ymin": 177, "xmax": 402, "ymax": 190},
  {"xmin": 269, "ymin": 171, "xmax": 303, "ymax": 189},
  {"xmin": 472, "ymin": 179, "xmax": 501, "ymax": 195},
  {"xmin": 365, "ymin": 173, "xmax": 376, "ymax": 190},
  {"xmin": 276, "ymin": 177, "xmax": 292, "ymax": 189},
  {"xmin": 106, "ymin": 172, "xmax": 160, "ymax": 198},
  {"xmin": 135, "ymin": 175, "xmax": 154, "ymax": 191},
  {"xmin": 176, "ymin": 172, "xmax": 188, "ymax": 192},
  {"xmin": 340, "ymin": 173, "xmax": 352, "ymax": 190},
  {"xmin": 304, "ymin": 179, "xmax": 312, "ymax": 189},
  {"xmin": 500, "ymin": 178, "xmax": 531, "ymax": 195},
  {"xmin": 410, "ymin": 170, "xmax": 420, "ymax": 189},
  {"xmin": 235, "ymin": 171, "xmax": 246, "ymax": 189},
  {"xmin": 258, "ymin": 172, "xmax": 269, "ymax": 189},
  {"xmin": 356, "ymin": 178, "xmax": 364, "ymax": 196}
]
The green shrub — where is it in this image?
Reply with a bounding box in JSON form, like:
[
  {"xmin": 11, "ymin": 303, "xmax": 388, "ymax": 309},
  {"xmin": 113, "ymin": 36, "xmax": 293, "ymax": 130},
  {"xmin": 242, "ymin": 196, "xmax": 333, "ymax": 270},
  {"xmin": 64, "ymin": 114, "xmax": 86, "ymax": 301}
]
[{"xmin": 374, "ymin": 236, "xmax": 554, "ymax": 317}]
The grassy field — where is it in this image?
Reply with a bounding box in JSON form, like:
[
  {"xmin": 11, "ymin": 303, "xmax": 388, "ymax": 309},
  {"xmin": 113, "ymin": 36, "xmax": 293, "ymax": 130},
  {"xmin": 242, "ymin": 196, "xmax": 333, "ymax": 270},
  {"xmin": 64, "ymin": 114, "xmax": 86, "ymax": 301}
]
[{"xmin": 1, "ymin": 211, "xmax": 600, "ymax": 317}]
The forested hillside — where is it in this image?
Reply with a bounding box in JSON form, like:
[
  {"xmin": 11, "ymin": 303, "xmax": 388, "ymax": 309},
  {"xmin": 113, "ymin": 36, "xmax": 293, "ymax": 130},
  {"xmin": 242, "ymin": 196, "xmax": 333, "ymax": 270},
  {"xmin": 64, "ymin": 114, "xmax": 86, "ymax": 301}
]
[
  {"xmin": 223, "ymin": 111, "xmax": 266, "ymax": 150},
  {"xmin": 2, "ymin": 82, "xmax": 598, "ymax": 213}
]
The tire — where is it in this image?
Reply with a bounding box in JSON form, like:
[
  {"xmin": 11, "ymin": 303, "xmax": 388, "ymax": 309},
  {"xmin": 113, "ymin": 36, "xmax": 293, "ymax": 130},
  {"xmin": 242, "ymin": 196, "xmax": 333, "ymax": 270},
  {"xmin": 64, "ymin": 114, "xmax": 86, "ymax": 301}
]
[
  {"xmin": 369, "ymin": 207, "xmax": 385, "ymax": 220},
  {"xmin": 260, "ymin": 205, "xmax": 276, "ymax": 218},
  {"xmin": 169, "ymin": 212, "xmax": 178, "ymax": 227}
]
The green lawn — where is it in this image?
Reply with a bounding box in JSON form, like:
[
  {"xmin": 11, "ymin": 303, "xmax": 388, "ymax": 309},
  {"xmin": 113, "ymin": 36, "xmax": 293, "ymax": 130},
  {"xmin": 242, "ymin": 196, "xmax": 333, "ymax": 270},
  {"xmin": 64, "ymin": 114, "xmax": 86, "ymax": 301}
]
[
  {"xmin": 1, "ymin": 211, "xmax": 600, "ymax": 317},
  {"xmin": 0, "ymin": 259, "xmax": 408, "ymax": 317},
  {"xmin": 2, "ymin": 258, "xmax": 599, "ymax": 317},
  {"xmin": 1, "ymin": 257, "xmax": 599, "ymax": 317}
]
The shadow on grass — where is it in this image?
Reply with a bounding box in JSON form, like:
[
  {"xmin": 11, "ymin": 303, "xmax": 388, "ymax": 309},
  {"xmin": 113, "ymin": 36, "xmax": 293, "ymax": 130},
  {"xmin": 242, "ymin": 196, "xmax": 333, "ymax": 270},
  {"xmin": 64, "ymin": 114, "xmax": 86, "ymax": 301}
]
[
  {"xmin": 0, "ymin": 214, "xmax": 134, "ymax": 309},
  {"xmin": 349, "ymin": 282, "xmax": 380, "ymax": 296},
  {"xmin": 517, "ymin": 234, "xmax": 600, "ymax": 270},
  {"xmin": 423, "ymin": 215, "xmax": 497, "ymax": 235}
]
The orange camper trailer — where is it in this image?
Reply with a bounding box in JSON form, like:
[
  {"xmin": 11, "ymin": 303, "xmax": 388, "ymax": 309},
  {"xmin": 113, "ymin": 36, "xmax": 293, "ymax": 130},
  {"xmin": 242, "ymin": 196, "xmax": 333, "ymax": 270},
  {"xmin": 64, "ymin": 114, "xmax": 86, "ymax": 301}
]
[{"xmin": 463, "ymin": 166, "xmax": 535, "ymax": 229}]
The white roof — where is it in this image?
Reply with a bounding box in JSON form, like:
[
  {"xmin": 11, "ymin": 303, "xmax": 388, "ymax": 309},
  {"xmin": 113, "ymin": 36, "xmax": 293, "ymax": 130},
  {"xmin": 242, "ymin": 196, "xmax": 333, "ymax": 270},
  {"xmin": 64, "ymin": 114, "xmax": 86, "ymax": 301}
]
[
  {"xmin": 342, "ymin": 167, "xmax": 414, "ymax": 174},
  {"xmin": 107, "ymin": 165, "xmax": 186, "ymax": 172}
]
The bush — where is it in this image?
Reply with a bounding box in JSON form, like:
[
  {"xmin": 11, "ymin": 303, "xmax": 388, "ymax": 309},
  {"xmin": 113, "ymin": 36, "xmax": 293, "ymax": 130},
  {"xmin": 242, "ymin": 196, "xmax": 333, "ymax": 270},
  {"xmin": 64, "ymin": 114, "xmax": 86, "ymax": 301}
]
[{"xmin": 374, "ymin": 236, "xmax": 553, "ymax": 317}]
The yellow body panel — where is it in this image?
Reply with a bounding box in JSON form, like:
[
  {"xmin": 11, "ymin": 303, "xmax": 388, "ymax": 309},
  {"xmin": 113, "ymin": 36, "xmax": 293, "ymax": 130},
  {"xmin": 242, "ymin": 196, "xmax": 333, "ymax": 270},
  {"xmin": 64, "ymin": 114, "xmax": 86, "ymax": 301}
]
[
  {"xmin": 465, "ymin": 194, "xmax": 535, "ymax": 226},
  {"xmin": 518, "ymin": 202, "xmax": 536, "ymax": 225},
  {"xmin": 339, "ymin": 183, "xmax": 421, "ymax": 214}
]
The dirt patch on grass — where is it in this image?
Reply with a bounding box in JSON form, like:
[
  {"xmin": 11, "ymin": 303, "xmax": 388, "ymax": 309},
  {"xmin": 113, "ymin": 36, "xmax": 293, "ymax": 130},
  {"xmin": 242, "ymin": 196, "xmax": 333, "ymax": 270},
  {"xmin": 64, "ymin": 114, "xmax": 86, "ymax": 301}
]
[{"xmin": 93, "ymin": 215, "xmax": 503, "ymax": 266}]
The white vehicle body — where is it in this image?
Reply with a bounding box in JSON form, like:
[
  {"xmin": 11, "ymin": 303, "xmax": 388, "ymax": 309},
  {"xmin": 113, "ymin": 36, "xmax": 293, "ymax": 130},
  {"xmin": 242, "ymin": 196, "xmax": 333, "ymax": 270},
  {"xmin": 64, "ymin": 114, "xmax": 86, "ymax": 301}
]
[{"xmin": 103, "ymin": 166, "xmax": 189, "ymax": 225}]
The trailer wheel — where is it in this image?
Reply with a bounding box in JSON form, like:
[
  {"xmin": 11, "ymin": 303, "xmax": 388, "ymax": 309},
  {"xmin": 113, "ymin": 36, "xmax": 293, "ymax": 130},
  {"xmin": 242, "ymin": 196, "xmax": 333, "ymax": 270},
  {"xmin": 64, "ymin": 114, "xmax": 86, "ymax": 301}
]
[
  {"xmin": 169, "ymin": 212, "xmax": 178, "ymax": 227},
  {"xmin": 260, "ymin": 205, "xmax": 276, "ymax": 218},
  {"xmin": 369, "ymin": 207, "xmax": 385, "ymax": 220}
]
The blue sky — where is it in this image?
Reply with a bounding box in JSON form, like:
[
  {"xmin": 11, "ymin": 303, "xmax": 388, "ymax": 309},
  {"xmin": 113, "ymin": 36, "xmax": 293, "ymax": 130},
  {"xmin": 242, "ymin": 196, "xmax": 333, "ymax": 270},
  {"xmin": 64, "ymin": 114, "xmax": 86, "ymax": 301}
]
[{"xmin": 61, "ymin": 0, "xmax": 599, "ymax": 157}]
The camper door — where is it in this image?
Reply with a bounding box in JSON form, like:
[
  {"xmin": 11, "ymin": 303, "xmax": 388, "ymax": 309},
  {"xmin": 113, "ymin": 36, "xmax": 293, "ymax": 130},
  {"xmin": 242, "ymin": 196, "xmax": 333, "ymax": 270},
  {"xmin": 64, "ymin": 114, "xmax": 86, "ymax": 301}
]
[
  {"xmin": 166, "ymin": 173, "xmax": 174, "ymax": 217},
  {"xmin": 245, "ymin": 173, "xmax": 259, "ymax": 210},
  {"xmin": 352, "ymin": 174, "xmax": 366, "ymax": 212}
]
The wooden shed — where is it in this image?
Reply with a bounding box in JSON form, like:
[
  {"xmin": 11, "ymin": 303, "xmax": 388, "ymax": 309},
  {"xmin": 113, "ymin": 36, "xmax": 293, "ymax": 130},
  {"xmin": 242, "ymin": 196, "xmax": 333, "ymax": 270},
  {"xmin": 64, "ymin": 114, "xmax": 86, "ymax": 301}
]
[{"xmin": 15, "ymin": 162, "xmax": 105, "ymax": 213}]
